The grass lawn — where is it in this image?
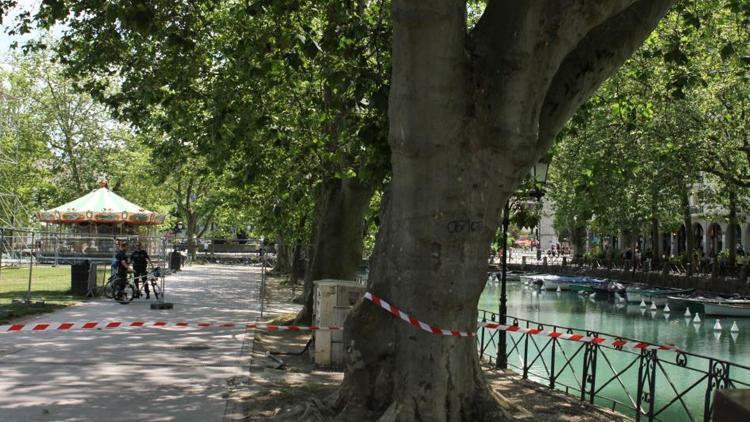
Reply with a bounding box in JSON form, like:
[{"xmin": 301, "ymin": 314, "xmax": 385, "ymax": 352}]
[{"xmin": 0, "ymin": 265, "xmax": 110, "ymax": 324}]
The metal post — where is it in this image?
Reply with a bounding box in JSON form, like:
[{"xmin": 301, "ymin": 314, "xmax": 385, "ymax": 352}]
[
  {"xmin": 536, "ymin": 216, "xmax": 542, "ymax": 261},
  {"xmin": 54, "ymin": 231, "xmax": 59, "ymax": 267},
  {"xmin": 549, "ymin": 325, "xmax": 557, "ymax": 390},
  {"xmin": 0, "ymin": 228, "xmax": 4, "ymax": 283},
  {"xmin": 581, "ymin": 332, "xmax": 599, "ymax": 403},
  {"xmin": 522, "ymin": 320, "xmax": 530, "ymax": 379},
  {"xmin": 636, "ymin": 349, "xmax": 657, "ymax": 421},
  {"xmin": 161, "ymin": 237, "xmax": 167, "ymax": 303},
  {"xmin": 496, "ymin": 200, "xmax": 510, "ymax": 369},
  {"xmin": 26, "ymin": 230, "xmax": 34, "ymax": 303},
  {"xmin": 260, "ymin": 241, "xmax": 267, "ymax": 320}
]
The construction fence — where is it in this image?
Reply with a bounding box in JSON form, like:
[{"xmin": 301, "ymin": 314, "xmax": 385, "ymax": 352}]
[{"xmin": 0, "ymin": 227, "xmax": 170, "ymax": 304}]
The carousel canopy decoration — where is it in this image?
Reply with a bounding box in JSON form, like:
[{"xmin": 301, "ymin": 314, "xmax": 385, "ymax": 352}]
[{"xmin": 38, "ymin": 180, "xmax": 166, "ymax": 225}]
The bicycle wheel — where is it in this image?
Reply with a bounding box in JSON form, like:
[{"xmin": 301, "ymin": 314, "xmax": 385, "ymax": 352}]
[
  {"xmin": 115, "ymin": 283, "xmax": 135, "ymax": 304},
  {"xmin": 150, "ymin": 279, "xmax": 162, "ymax": 300},
  {"xmin": 103, "ymin": 277, "xmax": 116, "ymax": 299}
]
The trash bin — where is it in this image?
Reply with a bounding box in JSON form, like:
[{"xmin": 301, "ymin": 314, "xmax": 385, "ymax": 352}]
[
  {"xmin": 170, "ymin": 251, "xmax": 181, "ymax": 272},
  {"xmin": 71, "ymin": 261, "xmax": 90, "ymax": 296}
]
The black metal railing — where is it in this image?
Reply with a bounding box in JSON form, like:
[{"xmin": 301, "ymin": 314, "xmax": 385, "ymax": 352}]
[{"xmin": 477, "ymin": 309, "xmax": 750, "ymax": 421}]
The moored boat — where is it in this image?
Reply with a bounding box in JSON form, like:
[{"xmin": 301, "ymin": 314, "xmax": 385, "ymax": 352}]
[
  {"xmin": 625, "ymin": 286, "xmax": 694, "ymax": 306},
  {"xmin": 666, "ymin": 295, "xmax": 707, "ymax": 314},
  {"xmin": 569, "ymin": 277, "xmax": 608, "ymax": 293},
  {"xmin": 593, "ymin": 281, "xmax": 627, "ymax": 298},
  {"xmin": 703, "ymin": 302, "xmax": 750, "ymax": 317},
  {"xmin": 532, "ymin": 275, "xmax": 605, "ymax": 291},
  {"xmin": 667, "ymin": 295, "xmax": 750, "ymax": 314}
]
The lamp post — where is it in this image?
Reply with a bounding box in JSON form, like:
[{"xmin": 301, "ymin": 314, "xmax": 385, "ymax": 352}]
[
  {"xmin": 496, "ymin": 200, "xmax": 511, "ymax": 369},
  {"xmin": 496, "ymin": 158, "xmax": 549, "ymax": 369},
  {"xmin": 531, "ymin": 160, "xmax": 549, "ymax": 262}
]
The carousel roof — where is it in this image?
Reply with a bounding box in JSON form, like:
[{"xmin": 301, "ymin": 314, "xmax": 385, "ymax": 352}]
[{"xmin": 38, "ymin": 182, "xmax": 165, "ymax": 225}]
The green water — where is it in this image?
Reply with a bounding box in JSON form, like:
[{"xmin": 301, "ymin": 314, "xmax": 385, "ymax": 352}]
[{"xmin": 478, "ymin": 282, "xmax": 750, "ymax": 421}]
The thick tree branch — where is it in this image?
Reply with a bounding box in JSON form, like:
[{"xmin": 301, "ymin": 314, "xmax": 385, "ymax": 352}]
[
  {"xmin": 196, "ymin": 206, "xmax": 216, "ymax": 238},
  {"xmin": 474, "ymin": 1, "xmax": 637, "ymax": 57},
  {"xmin": 537, "ymin": 0, "xmax": 675, "ymax": 149}
]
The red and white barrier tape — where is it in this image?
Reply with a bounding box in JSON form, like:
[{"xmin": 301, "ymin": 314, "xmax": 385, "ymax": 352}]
[
  {"xmin": 1, "ymin": 294, "xmax": 681, "ymax": 353},
  {"xmin": 364, "ymin": 292, "xmax": 680, "ymax": 352},
  {"xmin": 481, "ymin": 322, "xmax": 680, "ymax": 352},
  {"xmin": 364, "ymin": 291, "xmax": 475, "ymax": 337},
  {"xmin": 0, "ymin": 320, "xmax": 341, "ymax": 333}
]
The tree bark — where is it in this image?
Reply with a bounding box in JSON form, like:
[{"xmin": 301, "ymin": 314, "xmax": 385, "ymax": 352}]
[
  {"xmin": 728, "ymin": 190, "xmax": 738, "ymax": 269},
  {"xmin": 334, "ymin": 1, "xmax": 675, "ymax": 420},
  {"xmin": 186, "ymin": 213, "xmax": 197, "ymax": 261},
  {"xmin": 291, "ymin": 239, "xmax": 306, "ymax": 283},
  {"xmin": 650, "ymin": 192, "xmax": 660, "ymax": 270},
  {"xmin": 295, "ymin": 178, "xmax": 373, "ymax": 324},
  {"xmin": 571, "ymin": 225, "xmax": 587, "ymax": 258},
  {"xmin": 681, "ymin": 183, "xmax": 695, "ymax": 275},
  {"xmin": 272, "ymin": 234, "xmax": 292, "ymax": 274}
]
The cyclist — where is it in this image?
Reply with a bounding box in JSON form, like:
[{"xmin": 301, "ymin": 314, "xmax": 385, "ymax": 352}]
[
  {"xmin": 115, "ymin": 241, "xmax": 133, "ymax": 298},
  {"xmin": 131, "ymin": 241, "xmax": 152, "ymax": 298}
]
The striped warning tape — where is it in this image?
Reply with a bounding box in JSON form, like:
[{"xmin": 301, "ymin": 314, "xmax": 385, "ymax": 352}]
[
  {"xmin": 481, "ymin": 322, "xmax": 680, "ymax": 352},
  {"xmin": 364, "ymin": 292, "xmax": 681, "ymax": 352},
  {"xmin": 0, "ymin": 293, "xmax": 682, "ymax": 353},
  {"xmin": 364, "ymin": 291, "xmax": 475, "ymax": 337},
  {"xmin": 0, "ymin": 320, "xmax": 341, "ymax": 333}
]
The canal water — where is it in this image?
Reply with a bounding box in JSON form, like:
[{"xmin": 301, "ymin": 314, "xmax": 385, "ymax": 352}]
[{"xmin": 478, "ymin": 281, "xmax": 750, "ymax": 421}]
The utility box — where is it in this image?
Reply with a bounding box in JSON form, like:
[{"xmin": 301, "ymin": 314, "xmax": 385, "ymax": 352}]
[{"xmin": 313, "ymin": 279, "xmax": 365, "ymax": 368}]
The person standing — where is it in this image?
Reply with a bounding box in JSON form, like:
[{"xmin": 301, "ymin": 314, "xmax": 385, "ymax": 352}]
[
  {"xmin": 116, "ymin": 242, "xmax": 132, "ymax": 297},
  {"xmin": 131, "ymin": 241, "xmax": 152, "ymax": 298}
]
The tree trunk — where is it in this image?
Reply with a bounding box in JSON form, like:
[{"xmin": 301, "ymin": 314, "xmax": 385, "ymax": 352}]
[
  {"xmin": 332, "ymin": 1, "xmax": 675, "ymax": 420},
  {"xmin": 651, "ymin": 208, "xmax": 660, "ymax": 271},
  {"xmin": 295, "ymin": 178, "xmax": 373, "ymax": 324},
  {"xmin": 335, "ymin": 3, "xmax": 511, "ymax": 419},
  {"xmin": 272, "ymin": 234, "xmax": 292, "ymax": 274},
  {"xmin": 728, "ymin": 190, "xmax": 738, "ymax": 269},
  {"xmin": 186, "ymin": 214, "xmax": 197, "ymax": 261},
  {"xmin": 63, "ymin": 132, "xmax": 84, "ymax": 194},
  {"xmin": 571, "ymin": 225, "xmax": 587, "ymax": 258},
  {"xmin": 290, "ymin": 239, "xmax": 306, "ymax": 284},
  {"xmin": 681, "ymin": 184, "xmax": 694, "ymax": 276}
]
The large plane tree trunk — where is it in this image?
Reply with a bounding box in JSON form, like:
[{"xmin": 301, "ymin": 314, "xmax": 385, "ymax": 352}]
[
  {"xmin": 333, "ymin": 1, "xmax": 675, "ymax": 420},
  {"xmin": 295, "ymin": 178, "xmax": 373, "ymax": 324}
]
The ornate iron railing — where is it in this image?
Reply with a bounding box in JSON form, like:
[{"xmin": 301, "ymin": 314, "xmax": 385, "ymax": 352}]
[{"xmin": 477, "ymin": 309, "xmax": 750, "ymax": 421}]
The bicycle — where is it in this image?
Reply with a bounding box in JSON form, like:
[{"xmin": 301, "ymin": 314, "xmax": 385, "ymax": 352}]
[
  {"xmin": 110, "ymin": 273, "xmax": 136, "ymax": 304},
  {"xmin": 134, "ymin": 266, "xmax": 162, "ymax": 300}
]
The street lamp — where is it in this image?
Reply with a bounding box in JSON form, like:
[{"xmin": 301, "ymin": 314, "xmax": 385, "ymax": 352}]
[
  {"xmin": 496, "ymin": 200, "xmax": 511, "ymax": 369},
  {"xmin": 530, "ymin": 159, "xmax": 549, "ymax": 262},
  {"xmin": 497, "ymin": 158, "xmax": 548, "ymax": 369}
]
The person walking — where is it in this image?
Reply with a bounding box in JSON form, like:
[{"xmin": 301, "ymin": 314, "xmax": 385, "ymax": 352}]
[{"xmin": 131, "ymin": 241, "xmax": 152, "ymax": 298}]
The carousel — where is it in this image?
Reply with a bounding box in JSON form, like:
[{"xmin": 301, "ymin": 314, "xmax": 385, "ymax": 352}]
[{"xmin": 35, "ymin": 180, "xmax": 166, "ymax": 262}]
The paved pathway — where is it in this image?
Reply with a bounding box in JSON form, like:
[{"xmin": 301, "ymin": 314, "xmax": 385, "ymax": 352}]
[{"xmin": 0, "ymin": 265, "xmax": 261, "ymax": 422}]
